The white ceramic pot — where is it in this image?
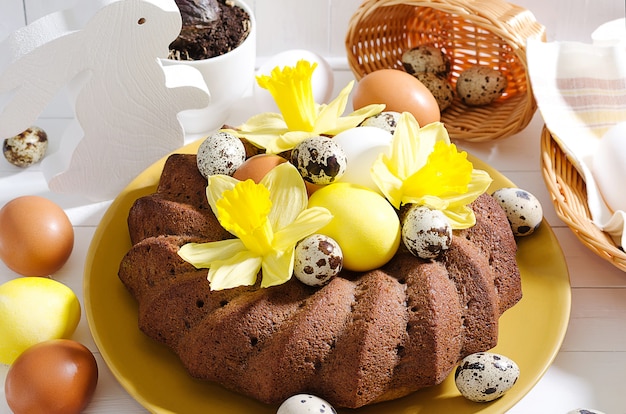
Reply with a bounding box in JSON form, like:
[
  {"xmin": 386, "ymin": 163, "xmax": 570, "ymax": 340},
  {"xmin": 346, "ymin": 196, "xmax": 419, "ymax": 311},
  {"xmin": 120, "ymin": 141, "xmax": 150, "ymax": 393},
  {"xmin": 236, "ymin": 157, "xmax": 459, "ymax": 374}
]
[
  {"xmin": 592, "ymin": 18, "xmax": 626, "ymax": 46},
  {"xmin": 163, "ymin": 0, "xmax": 256, "ymax": 135}
]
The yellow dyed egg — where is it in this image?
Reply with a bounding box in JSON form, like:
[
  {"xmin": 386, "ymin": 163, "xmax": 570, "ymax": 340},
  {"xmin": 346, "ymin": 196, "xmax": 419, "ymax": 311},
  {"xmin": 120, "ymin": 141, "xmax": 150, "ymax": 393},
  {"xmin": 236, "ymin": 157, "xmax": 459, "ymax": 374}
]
[
  {"xmin": 307, "ymin": 183, "xmax": 400, "ymax": 271},
  {"xmin": 0, "ymin": 277, "xmax": 81, "ymax": 364}
]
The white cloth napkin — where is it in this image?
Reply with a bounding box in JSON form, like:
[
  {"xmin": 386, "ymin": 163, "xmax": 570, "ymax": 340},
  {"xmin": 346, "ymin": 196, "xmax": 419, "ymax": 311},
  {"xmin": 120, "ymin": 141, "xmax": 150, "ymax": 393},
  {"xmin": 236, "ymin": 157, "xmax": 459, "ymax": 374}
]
[{"xmin": 527, "ymin": 36, "xmax": 626, "ymax": 248}]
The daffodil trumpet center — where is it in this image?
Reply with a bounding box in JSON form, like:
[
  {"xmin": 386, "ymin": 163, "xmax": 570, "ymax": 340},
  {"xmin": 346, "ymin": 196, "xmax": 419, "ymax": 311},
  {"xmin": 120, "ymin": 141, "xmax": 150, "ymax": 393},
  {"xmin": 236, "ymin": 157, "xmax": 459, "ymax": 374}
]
[
  {"xmin": 215, "ymin": 179, "xmax": 274, "ymax": 256},
  {"xmin": 177, "ymin": 162, "xmax": 333, "ymax": 290},
  {"xmin": 256, "ymin": 60, "xmax": 318, "ymax": 132},
  {"xmin": 371, "ymin": 112, "xmax": 492, "ymax": 229},
  {"xmin": 402, "ymin": 141, "xmax": 473, "ymax": 199},
  {"xmin": 221, "ymin": 59, "xmax": 384, "ymax": 154}
]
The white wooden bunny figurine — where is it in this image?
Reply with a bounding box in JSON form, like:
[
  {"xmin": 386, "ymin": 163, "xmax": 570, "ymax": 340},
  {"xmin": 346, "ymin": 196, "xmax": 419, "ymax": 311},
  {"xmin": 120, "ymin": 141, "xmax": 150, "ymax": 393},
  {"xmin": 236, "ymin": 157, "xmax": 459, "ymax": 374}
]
[{"xmin": 0, "ymin": 0, "xmax": 210, "ymax": 201}]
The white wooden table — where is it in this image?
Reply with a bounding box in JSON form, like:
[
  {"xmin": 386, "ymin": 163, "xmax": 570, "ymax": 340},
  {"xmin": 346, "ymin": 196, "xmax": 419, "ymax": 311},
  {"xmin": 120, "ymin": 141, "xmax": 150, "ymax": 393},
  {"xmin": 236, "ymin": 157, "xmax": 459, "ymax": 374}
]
[
  {"xmin": 0, "ymin": 65, "xmax": 625, "ymax": 413},
  {"xmin": 2, "ymin": 0, "xmax": 626, "ymax": 413}
]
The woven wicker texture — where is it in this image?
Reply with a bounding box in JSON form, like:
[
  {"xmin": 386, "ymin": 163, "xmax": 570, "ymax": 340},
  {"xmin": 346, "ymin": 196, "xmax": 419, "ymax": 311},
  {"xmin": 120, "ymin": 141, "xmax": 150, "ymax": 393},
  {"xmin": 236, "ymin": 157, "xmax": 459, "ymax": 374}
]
[
  {"xmin": 541, "ymin": 126, "xmax": 626, "ymax": 272},
  {"xmin": 345, "ymin": 0, "xmax": 545, "ymax": 142}
]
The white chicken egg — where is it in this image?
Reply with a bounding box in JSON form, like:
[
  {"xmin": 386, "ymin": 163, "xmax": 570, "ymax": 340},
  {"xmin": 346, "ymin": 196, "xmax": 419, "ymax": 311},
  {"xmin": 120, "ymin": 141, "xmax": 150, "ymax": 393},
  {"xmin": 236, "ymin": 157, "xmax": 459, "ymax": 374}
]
[
  {"xmin": 455, "ymin": 352, "xmax": 519, "ymax": 402},
  {"xmin": 492, "ymin": 187, "xmax": 543, "ymax": 236},
  {"xmin": 196, "ymin": 131, "xmax": 246, "ymax": 178},
  {"xmin": 592, "ymin": 121, "xmax": 626, "ymax": 213},
  {"xmin": 401, "ymin": 205, "xmax": 452, "ymax": 259},
  {"xmin": 277, "ymin": 394, "xmax": 336, "ymax": 414},
  {"xmin": 333, "ymin": 126, "xmax": 392, "ymax": 193},
  {"xmin": 294, "ymin": 234, "xmax": 343, "ymax": 287},
  {"xmin": 254, "ymin": 50, "xmax": 334, "ymax": 113}
]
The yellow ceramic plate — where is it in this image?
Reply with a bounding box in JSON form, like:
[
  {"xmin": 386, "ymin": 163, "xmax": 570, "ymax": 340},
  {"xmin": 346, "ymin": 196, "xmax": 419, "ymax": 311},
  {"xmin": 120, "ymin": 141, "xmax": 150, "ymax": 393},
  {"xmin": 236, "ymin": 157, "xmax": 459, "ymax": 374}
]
[{"xmin": 85, "ymin": 140, "xmax": 571, "ymax": 414}]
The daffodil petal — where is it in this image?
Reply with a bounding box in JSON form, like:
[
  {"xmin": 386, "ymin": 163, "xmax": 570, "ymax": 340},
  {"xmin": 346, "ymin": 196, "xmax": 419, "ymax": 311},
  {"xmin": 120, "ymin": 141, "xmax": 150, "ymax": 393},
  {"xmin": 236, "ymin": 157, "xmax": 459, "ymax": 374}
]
[
  {"xmin": 313, "ymin": 81, "xmax": 354, "ymax": 132},
  {"xmin": 371, "ymin": 154, "xmax": 405, "ymax": 209},
  {"xmin": 260, "ymin": 250, "xmax": 294, "ymax": 288},
  {"xmin": 222, "ymin": 113, "xmax": 291, "ymax": 152},
  {"xmin": 177, "ymin": 238, "xmax": 246, "ymax": 268},
  {"xmin": 272, "ymin": 206, "xmax": 333, "ymax": 252},
  {"xmin": 382, "ymin": 113, "xmax": 413, "ymax": 180},
  {"xmin": 439, "ymin": 170, "xmax": 493, "ymax": 208},
  {"xmin": 313, "ymin": 81, "xmax": 386, "ymax": 135},
  {"xmin": 248, "ymin": 134, "xmax": 292, "ymax": 154},
  {"xmin": 271, "ymin": 130, "xmax": 313, "ymax": 154},
  {"xmin": 328, "ymin": 81, "xmax": 353, "ymax": 115},
  {"xmin": 324, "ymin": 104, "xmax": 386, "ymax": 136},
  {"xmin": 442, "ymin": 205, "xmax": 477, "ymax": 229},
  {"xmin": 229, "ymin": 112, "xmax": 288, "ymax": 132},
  {"xmin": 261, "ymin": 162, "xmax": 308, "ymax": 230},
  {"xmin": 395, "ymin": 114, "xmax": 435, "ymax": 179},
  {"xmin": 411, "ymin": 195, "xmax": 449, "ymax": 211},
  {"xmin": 469, "ymin": 170, "xmax": 493, "ymax": 195},
  {"xmin": 419, "ymin": 120, "xmax": 451, "ymax": 144},
  {"xmin": 208, "ymin": 250, "xmax": 262, "ymax": 290},
  {"xmin": 206, "ymin": 174, "xmax": 239, "ymax": 217}
]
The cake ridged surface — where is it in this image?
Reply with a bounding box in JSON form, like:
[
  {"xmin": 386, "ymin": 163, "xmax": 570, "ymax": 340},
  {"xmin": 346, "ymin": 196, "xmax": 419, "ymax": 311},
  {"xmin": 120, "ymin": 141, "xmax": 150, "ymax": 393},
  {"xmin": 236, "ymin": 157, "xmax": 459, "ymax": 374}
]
[{"xmin": 118, "ymin": 153, "xmax": 522, "ymax": 409}]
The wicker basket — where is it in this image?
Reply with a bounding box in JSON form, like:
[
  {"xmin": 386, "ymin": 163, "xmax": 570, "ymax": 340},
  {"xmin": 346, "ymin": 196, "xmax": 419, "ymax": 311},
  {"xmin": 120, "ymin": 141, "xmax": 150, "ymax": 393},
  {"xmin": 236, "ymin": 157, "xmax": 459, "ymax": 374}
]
[
  {"xmin": 345, "ymin": 0, "xmax": 546, "ymax": 142},
  {"xmin": 541, "ymin": 126, "xmax": 626, "ymax": 272}
]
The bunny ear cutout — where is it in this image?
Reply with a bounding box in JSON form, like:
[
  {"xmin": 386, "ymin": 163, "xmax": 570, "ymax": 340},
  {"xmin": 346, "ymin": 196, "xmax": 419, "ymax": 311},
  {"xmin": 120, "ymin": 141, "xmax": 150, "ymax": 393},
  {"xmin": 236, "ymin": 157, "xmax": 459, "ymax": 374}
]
[
  {"xmin": 0, "ymin": 31, "xmax": 81, "ymax": 139},
  {"xmin": 0, "ymin": 0, "xmax": 98, "ymax": 137},
  {"xmin": 0, "ymin": 0, "xmax": 211, "ymax": 201}
]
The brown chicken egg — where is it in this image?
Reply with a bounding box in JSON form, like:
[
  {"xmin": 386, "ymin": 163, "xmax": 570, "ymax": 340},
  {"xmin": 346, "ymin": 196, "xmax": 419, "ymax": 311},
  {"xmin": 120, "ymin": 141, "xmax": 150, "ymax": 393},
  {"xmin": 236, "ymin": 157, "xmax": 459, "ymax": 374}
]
[
  {"xmin": 352, "ymin": 69, "xmax": 441, "ymax": 127},
  {"xmin": 232, "ymin": 153, "xmax": 321, "ymax": 196},
  {"xmin": 232, "ymin": 154, "xmax": 287, "ymax": 183},
  {"xmin": 5, "ymin": 339, "xmax": 98, "ymax": 414},
  {"xmin": 0, "ymin": 195, "xmax": 74, "ymax": 276}
]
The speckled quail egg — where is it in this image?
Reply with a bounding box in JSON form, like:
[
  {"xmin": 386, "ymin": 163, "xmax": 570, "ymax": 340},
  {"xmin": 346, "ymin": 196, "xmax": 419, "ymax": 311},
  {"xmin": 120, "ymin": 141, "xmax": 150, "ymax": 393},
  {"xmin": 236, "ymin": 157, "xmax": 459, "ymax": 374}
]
[
  {"xmin": 455, "ymin": 352, "xmax": 519, "ymax": 402},
  {"xmin": 401, "ymin": 45, "xmax": 450, "ymax": 77},
  {"xmin": 3, "ymin": 126, "xmax": 48, "ymax": 167},
  {"xmin": 359, "ymin": 111, "xmax": 401, "ymax": 135},
  {"xmin": 456, "ymin": 65, "xmax": 508, "ymax": 106},
  {"xmin": 196, "ymin": 131, "xmax": 246, "ymax": 178},
  {"xmin": 401, "ymin": 205, "xmax": 452, "ymax": 259},
  {"xmin": 294, "ymin": 234, "xmax": 343, "ymax": 287},
  {"xmin": 567, "ymin": 409, "xmax": 607, "ymax": 414},
  {"xmin": 290, "ymin": 136, "xmax": 347, "ymax": 185},
  {"xmin": 414, "ymin": 72, "xmax": 455, "ymax": 112},
  {"xmin": 492, "ymin": 187, "xmax": 543, "ymax": 236},
  {"xmin": 277, "ymin": 394, "xmax": 337, "ymax": 414}
]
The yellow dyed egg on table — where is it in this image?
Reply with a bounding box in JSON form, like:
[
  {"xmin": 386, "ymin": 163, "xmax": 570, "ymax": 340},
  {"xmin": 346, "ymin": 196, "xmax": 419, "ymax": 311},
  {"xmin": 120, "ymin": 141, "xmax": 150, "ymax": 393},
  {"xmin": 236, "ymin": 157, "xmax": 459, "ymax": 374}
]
[
  {"xmin": 308, "ymin": 183, "xmax": 401, "ymax": 271},
  {"xmin": 0, "ymin": 277, "xmax": 81, "ymax": 364},
  {"xmin": 352, "ymin": 69, "xmax": 441, "ymax": 127}
]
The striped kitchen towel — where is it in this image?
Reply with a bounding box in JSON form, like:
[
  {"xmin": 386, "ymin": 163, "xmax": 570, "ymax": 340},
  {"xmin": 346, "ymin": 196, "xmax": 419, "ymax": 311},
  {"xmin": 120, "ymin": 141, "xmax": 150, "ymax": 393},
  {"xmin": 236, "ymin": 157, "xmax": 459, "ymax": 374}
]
[{"xmin": 527, "ymin": 38, "xmax": 626, "ymax": 247}]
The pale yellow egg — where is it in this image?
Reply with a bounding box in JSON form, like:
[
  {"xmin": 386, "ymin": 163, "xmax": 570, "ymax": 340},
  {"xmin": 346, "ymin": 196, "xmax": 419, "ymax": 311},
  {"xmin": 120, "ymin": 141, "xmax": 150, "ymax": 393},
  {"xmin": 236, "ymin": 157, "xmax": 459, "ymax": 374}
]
[
  {"xmin": 0, "ymin": 277, "xmax": 81, "ymax": 364},
  {"xmin": 307, "ymin": 183, "xmax": 400, "ymax": 271}
]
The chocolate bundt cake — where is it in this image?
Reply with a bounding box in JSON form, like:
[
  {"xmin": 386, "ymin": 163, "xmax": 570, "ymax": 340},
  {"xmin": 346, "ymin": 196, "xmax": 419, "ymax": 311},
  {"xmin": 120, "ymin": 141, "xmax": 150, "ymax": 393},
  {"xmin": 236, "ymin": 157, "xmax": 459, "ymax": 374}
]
[{"xmin": 118, "ymin": 153, "xmax": 521, "ymax": 409}]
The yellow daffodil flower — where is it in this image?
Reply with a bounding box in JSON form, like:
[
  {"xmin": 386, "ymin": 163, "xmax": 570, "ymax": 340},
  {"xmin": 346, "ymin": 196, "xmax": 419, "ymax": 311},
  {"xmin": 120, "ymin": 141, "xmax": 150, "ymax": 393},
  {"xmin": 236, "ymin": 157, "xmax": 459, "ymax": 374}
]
[
  {"xmin": 222, "ymin": 60, "xmax": 384, "ymax": 154},
  {"xmin": 371, "ymin": 112, "xmax": 492, "ymax": 229},
  {"xmin": 178, "ymin": 162, "xmax": 332, "ymax": 290}
]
